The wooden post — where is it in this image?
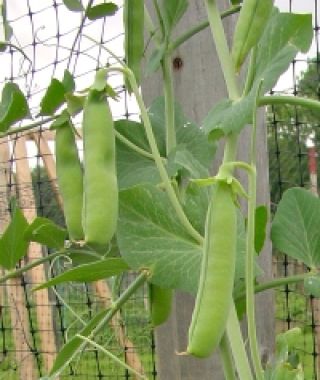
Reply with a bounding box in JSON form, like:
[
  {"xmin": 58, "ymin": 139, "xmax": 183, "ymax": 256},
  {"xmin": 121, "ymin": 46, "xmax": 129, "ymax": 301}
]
[
  {"xmin": 142, "ymin": 1, "xmax": 274, "ymax": 378},
  {"xmin": 32, "ymin": 131, "xmax": 146, "ymax": 377},
  {"xmin": 13, "ymin": 135, "xmax": 58, "ymax": 376},
  {"xmin": 0, "ymin": 138, "xmax": 37, "ymax": 380}
]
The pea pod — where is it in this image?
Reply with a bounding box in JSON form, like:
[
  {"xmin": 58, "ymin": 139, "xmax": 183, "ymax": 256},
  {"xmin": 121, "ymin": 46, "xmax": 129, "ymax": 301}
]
[
  {"xmin": 55, "ymin": 120, "xmax": 84, "ymax": 241},
  {"xmin": 187, "ymin": 181, "xmax": 237, "ymax": 358},
  {"xmin": 124, "ymin": 0, "xmax": 144, "ymax": 90},
  {"xmin": 82, "ymin": 84, "xmax": 118, "ymax": 251},
  {"xmin": 231, "ymin": 0, "xmax": 273, "ymax": 72},
  {"xmin": 149, "ymin": 284, "xmax": 173, "ymax": 327}
]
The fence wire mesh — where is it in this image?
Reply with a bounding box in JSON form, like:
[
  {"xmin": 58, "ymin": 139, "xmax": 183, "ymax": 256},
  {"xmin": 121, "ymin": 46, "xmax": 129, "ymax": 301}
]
[{"xmin": 0, "ymin": 0, "xmax": 320, "ymax": 379}]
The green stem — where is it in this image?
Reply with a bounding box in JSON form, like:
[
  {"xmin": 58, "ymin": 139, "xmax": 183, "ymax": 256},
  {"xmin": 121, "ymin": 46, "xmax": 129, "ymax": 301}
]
[
  {"xmin": 259, "ymin": 95, "xmax": 320, "ymax": 113},
  {"xmin": 0, "ymin": 249, "xmax": 64, "ymax": 284},
  {"xmin": 126, "ymin": 70, "xmax": 203, "ymax": 244},
  {"xmin": 243, "ymin": 47, "xmax": 257, "ymax": 96},
  {"xmin": 220, "ymin": 333, "xmax": 236, "ymax": 380},
  {"xmin": 115, "ymin": 130, "xmax": 166, "ymax": 162},
  {"xmin": 168, "ymin": 5, "xmax": 242, "ymax": 53},
  {"xmin": 76, "ymin": 334, "xmax": 147, "ymax": 379},
  {"xmin": 51, "ymin": 271, "xmax": 149, "ymax": 378},
  {"xmin": 236, "ymin": 273, "xmax": 313, "ymax": 300},
  {"xmin": 0, "ymin": 115, "xmax": 57, "ymax": 138},
  {"xmin": 246, "ymin": 86, "xmax": 264, "ymax": 380},
  {"xmin": 226, "ymin": 302, "xmax": 254, "ymax": 380},
  {"xmin": 162, "ymin": 53, "xmax": 176, "ymax": 154},
  {"xmin": 144, "ymin": 5, "xmax": 161, "ymax": 45},
  {"xmin": 223, "ymin": 133, "xmax": 238, "ymax": 163},
  {"xmin": 204, "ymin": 0, "xmax": 240, "ymax": 100}
]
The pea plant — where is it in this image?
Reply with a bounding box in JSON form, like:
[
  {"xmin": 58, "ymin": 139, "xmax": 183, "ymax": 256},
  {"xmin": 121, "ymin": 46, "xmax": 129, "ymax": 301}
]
[{"xmin": 0, "ymin": 0, "xmax": 320, "ymax": 379}]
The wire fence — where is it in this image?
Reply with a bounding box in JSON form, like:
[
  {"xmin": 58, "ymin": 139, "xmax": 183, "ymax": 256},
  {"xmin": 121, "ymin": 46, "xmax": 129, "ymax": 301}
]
[{"xmin": 0, "ymin": 0, "xmax": 320, "ymax": 379}]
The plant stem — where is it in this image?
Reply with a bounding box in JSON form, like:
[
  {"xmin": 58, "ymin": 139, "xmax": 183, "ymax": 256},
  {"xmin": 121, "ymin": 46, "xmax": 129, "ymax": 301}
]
[
  {"xmin": 204, "ymin": 0, "xmax": 240, "ymax": 100},
  {"xmin": 259, "ymin": 95, "xmax": 320, "ymax": 112},
  {"xmin": 126, "ymin": 70, "xmax": 203, "ymax": 244},
  {"xmin": 51, "ymin": 271, "xmax": 149, "ymax": 378},
  {"xmin": 76, "ymin": 334, "xmax": 147, "ymax": 379},
  {"xmin": 162, "ymin": 53, "xmax": 176, "ymax": 154},
  {"xmin": 226, "ymin": 302, "xmax": 254, "ymax": 380},
  {"xmin": 0, "ymin": 250, "xmax": 64, "ymax": 284},
  {"xmin": 144, "ymin": 5, "xmax": 161, "ymax": 45},
  {"xmin": 0, "ymin": 115, "xmax": 57, "ymax": 138},
  {"xmin": 243, "ymin": 47, "xmax": 257, "ymax": 96},
  {"xmin": 220, "ymin": 333, "xmax": 236, "ymax": 380},
  {"xmin": 246, "ymin": 86, "xmax": 264, "ymax": 380},
  {"xmin": 169, "ymin": 5, "xmax": 242, "ymax": 53},
  {"xmin": 115, "ymin": 130, "xmax": 166, "ymax": 162},
  {"xmin": 236, "ymin": 272, "xmax": 313, "ymax": 300}
]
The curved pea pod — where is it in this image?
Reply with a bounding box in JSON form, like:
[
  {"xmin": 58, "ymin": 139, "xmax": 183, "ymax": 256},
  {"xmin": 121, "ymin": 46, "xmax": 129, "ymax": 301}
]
[
  {"xmin": 231, "ymin": 0, "xmax": 273, "ymax": 72},
  {"xmin": 149, "ymin": 284, "xmax": 173, "ymax": 327},
  {"xmin": 55, "ymin": 120, "xmax": 84, "ymax": 241},
  {"xmin": 187, "ymin": 182, "xmax": 237, "ymax": 358},
  {"xmin": 82, "ymin": 88, "xmax": 118, "ymax": 252}
]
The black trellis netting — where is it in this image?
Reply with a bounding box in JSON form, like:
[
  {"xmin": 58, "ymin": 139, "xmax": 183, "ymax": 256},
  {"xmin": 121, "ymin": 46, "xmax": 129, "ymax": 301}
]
[
  {"xmin": 268, "ymin": 1, "xmax": 320, "ymax": 380},
  {"xmin": 0, "ymin": 1, "xmax": 154, "ymax": 380}
]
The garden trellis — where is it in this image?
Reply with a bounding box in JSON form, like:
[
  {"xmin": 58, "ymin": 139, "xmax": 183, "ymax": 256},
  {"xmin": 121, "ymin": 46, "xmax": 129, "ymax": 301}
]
[{"xmin": 0, "ymin": 1, "xmax": 320, "ymax": 380}]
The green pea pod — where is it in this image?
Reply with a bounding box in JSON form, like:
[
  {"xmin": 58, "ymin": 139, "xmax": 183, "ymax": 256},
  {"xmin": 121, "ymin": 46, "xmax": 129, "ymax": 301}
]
[
  {"xmin": 149, "ymin": 284, "xmax": 173, "ymax": 327},
  {"xmin": 231, "ymin": 0, "xmax": 274, "ymax": 72},
  {"xmin": 82, "ymin": 86, "xmax": 118, "ymax": 251},
  {"xmin": 124, "ymin": 0, "xmax": 144, "ymax": 91},
  {"xmin": 187, "ymin": 182, "xmax": 237, "ymax": 358},
  {"xmin": 55, "ymin": 120, "xmax": 84, "ymax": 241}
]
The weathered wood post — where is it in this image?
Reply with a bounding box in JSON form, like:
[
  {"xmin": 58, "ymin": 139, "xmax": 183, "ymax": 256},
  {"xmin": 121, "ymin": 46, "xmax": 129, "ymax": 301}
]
[{"xmin": 142, "ymin": 1, "xmax": 274, "ymax": 378}]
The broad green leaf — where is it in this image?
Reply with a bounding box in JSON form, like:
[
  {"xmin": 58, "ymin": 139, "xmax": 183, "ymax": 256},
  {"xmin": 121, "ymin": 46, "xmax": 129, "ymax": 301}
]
[
  {"xmin": 34, "ymin": 258, "xmax": 129, "ymax": 290},
  {"xmin": 65, "ymin": 93, "xmax": 85, "ymax": 116},
  {"xmin": 254, "ymin": 9, "xmax": 313, "ymax": 93},
  {"xmin": 304, "ymin": 275, "xmax": 320, "ymax": 298},
  {"xmin": 232, "ymin": 0, "xmax": 273, "ymax": 71},
  {"xmin": 86, "ymin": 3, "xmax": 118, "ymax": 20},
  {"xmin": 0, "ymin": 204, "xmax": 29, "ymax": 270},
  {"xmin": 124, "ymin": 0, "xmax": 144, "ymax": 90},
  {"xmin": 49, "ymin": 309, "xmax": 109, "ymax": 377},
  {"xmin": 24, "ymin": 217, "xmax": 67, "ymax": 249},
  {"xmin": 202, "ymin": 95, "xmax": 254, "ymax": 137},
  {"xmin": 271, "ymin": 188, "xmax": 320, "ymax": 268},
  {"xmin": 0, "ymin": 83, "xmax": 30, "ymax": 132},
  {"xmin": 62, "ymin": 0, "xmax": 84, "ymax": 12},
  {"xmin": 255, "ymin": 205, "xmax": 268, "ymax": 254},
  {"xmin": 149, "ymin": 97, "xmax": 216, "ymax": 167},
  {"xmin": 40, "ymin": 78, "xmax": 66, "ymax": 116},
  {"xmin": 146, "ymin": 44, "xmax": 166, "ymax": 75},
  {"xmin": 115, "ymin": 120, "xmax": 161, "ymax": 190},
  {"xmin": 117, "ymin": 184, "xmax": 201, "ymax": 293},
  {"xmin": 160, "ymin": 0, "xmax": 188, "ymax": 35},
  {"xmin": 62, "ymin": 70, "xmax": 75, "ymax": 93}
]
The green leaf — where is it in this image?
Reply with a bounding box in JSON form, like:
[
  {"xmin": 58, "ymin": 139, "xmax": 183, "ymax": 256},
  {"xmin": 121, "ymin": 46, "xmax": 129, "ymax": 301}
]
[
  {"xmin": 86, "ymin": 3, "xmax": 118, "ymax": 20},
  {"xmin": 65, "ymin": 93, "xmax": 85, "ymax": 116},
  {"xmin": 0, "ymin": 83, "xmax": 30, "ymax": 132},
  {"xmin": 40, "ymin": 78, "xmax": 66, "ymax": 116},
  {"xmin": 34, "ymin": 258, "xmax": 129, "ymax": 290},
  {"xmin": 62, "ymin": 0, "xmax": 84, "ymax": 12},
  {"xmin": 160, "ymin": 0, "xmax": 188, "ymax": 35},
  {"xmin": 0, "ymin": 204, "xmax": 29, "ymax": 270},
  {"xmin": 117, "ymin": 184, "xmax": 201, "ymax": 293},
  {"xmin": 255, "ymin": 205, "xmax": 268, "ymax": 254},
  {"xmin": 232, "ymin": 0, "xmax": 273, "ymax": 71},
  {"xmin": 49, "ymin": 309, "xmax": 109, "ymax": 377},
  {"xmin": 271, "ymin": 188, "xmax": 320, "ymax": 268},
  {"xmin": 124, "ymin": 0, "xmax": 144, "ymax": 90},
  {"xmin": 24, "ymin": 217, "xmax": 67, "ymax": 249},
  {"xmin": 115, "ymin": 120, "xmax": 161, "ymax": 190},
  {"xmin": 146, "ymin": 44, "xmax": 166, "ymax": 74},
  {"xmin": 62, "ymin": 70, "xmax": 75, "ymax": 93},
  {"xmin": 0, "ymin": 1, "xmax": 13, "ymax": 52},
  {"xmin": 304, "ymin": 275, "xmax": 320, "ymax": 298},
  {"xmin": 254, "ymin": 9, "xmax": 313, "ymax": 93}
]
